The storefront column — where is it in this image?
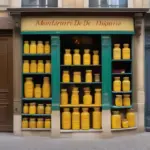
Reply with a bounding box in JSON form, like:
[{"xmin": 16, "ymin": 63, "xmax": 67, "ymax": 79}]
[
  {"xmin": 133, "ymin": 14, "xmax": 145, "ymax": 132},
  {"xmin": 13, "ymin": 18, "xmax": 22, "ymax": 135}
]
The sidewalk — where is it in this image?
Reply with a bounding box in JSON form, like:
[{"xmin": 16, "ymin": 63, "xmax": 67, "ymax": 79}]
[{"xmin": 0, "ymin": 132, "xmax": 150, "ymax": 150}]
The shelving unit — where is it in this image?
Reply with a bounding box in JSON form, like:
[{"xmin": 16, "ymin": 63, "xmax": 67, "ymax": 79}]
[
  {"xmin": 111, "ymin": 35, "xmax": 135, "ymax": 131},
  {"xmin": 60, "ymin": 35, "xmax": 102, "ymax": 131},
  {"xmin": 21, "ymin": 34, "xmax": 51, "ymax": 131}
]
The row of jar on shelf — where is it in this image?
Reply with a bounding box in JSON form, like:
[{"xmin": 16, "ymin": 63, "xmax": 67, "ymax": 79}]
[
  {"xmin": 113, "ymin": 77, "xmax": 131, "ymax": 92},
  {"xmin": 23, "ymin": 60, "xmax": 51, "ymax": 73},
  {"xmin": 23, "ymin": 103, "xmax": 51, "ymax": 115},
  {"xmin": 24, "ymin": 41, "xmax": 50, "ymax": 54},
  {"xmin": 24, "ymin": 77, "xmax": 51, "ymax": 98},
  {"xmin": 22, "ymin": 118, "xmax": 51, "ymax": 129},
  {"xmin": 112, "ymin": 109, "xmax": 136, "ymax": 129},
  {"xmin": 61, "ymin": 87, "xmax": 101, "ymax": 105},
  {"xmin": 63, "ymin": 49, "xmax": 100, "ymax": 65},
  {"xmin": 113, "ymin": 44, "xmax": 131, "ymax": 60},
  {"xmin": 62, "ymin": 70, "xmax": 100, "ymax": 83},
  {"xmin": 62, "ymin": 107, "xmax": 101, "ymax": 130},
  {"xmin": 115, "ymin": 95, "xmax": 131, "ymax": 106}
]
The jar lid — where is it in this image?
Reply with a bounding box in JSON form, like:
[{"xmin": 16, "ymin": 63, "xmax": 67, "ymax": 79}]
[
  {"xmin": 38, "ymin": 60, "xmax": 43, "ymax": 62},
  {"xmin": 114, "ymin": 44, "xmax": 120, "ymax": 47},
  {"xmin": 73, "ymin": 108, "xmax": 79, "ymax": 111},
  {"xmin": 116, "ymin": 95, "xmax": 122, "ymax": 97},
  {"xmin": 64, "ymin": 108, "xmax": 70, "ymax": 111},
  {"xmin": 61, "ymin": 89, "xmax": 67, "ymax": 92},
  {"xmin": 46, "ymin": 60, "xmax": 50, "ymax": 62},
  {"xmin": 95, "ymin": 74, "xmax": 100, "ymax": 76},
  {"xmin": 31, "ymin": 60, "xmax": 36, "ymax": 62},
  {"xmin": 123, "ymin": 94, "xmax": 130, "ymax": 97},
  {"xmin": 82, "ymin": 108, "xmax": 88, "ymax": 111},
  {"xmin": 31, "ymin": 41, "xmax": 36, "ymax": 43},
  {"xmin": 84, "ymin": 49, "xmax": 90, "ymax": 51},
  {"xmin": 95, "ymin": 89, "xmax": 101, "ymax": 92},
  {"xmin": 74, "ymin": 49, "xmax": 79, "ymax": 52},
  {"xmin": 35, "ymin": 84, "xmax": 41, "ymax": 87},
  {"xmin": 45, "ymin": 41, "xmax": 49, "ymax": 44},
  {"xmin": 65, "ymin": 49, "xmax": 71, "ymax": 51},
  {"xmin": 26, "ymin": 77, "xmax": 32, "ymax": 80},
  {"xmin": 123, "ymin": 77, "xmax": 129, "ymax": 79},
  {"xmin": 30, "ymin": 118, "xmax": 36, "ymax": 121},
  {"xmin": 45, "ymin": 118, "xmax": 50, "ymax": 121},
  {"xmin": 94, "ymin": 107, "xmax": 100, "ymax": 111},
  {"xmin": 63, "ymin": 71, "xmax": 69, "ymax": 73},
  {"xmin": 38, "ymin": 104, "xmax": 44, "ymax": 106},
  {"xmin": 46, "ymin": 104, "xmax": 51, "ymax": 106},
  {"xmin": 38, "ymin": 41, "xmax": 43, "ymax": 44},
  {"xmin": 122, "ymin": 119, "xmax": 128, "ymax": 122},
  {"xmin": 114, "ymin": 77, "xmax": 120, "ymax": 79},
  {"xmin": 24, "ymin": 103, "xmax": 28, "ymax": 105},
  {"xmin": 112, "ymin": 111, "xmax": 120, "ymax": 114},
  {"xmin": 24, "ymin": 41, "xmax": 29, "ymax": 43},
  {"xmin": 23, "ymin": 118, "xmax": 28, "ymax": 120},
  {"xmin": 73, "ymin": 72, "xmax": 81, "ymax": 74},
  {"xmin": 123, "ymin": 43, "xmax": 129, "ymax": 47},
  {"xmin": 127, "ymin": 108, "xmax": 134, "ymax": 112},
  {"xmin": 86, "ymin": 70, "xmax": 92, "ymax": 72},
  {"xmin": 30, "ymin": 103, "xmax": 36, "ymax": 105},
  {"xmin": 93, "ymin": 50, "xmax": 99, "ymax": 54},
  {"xmin": 38, "ymin": 118, "xmax": 43, "ymax": 120},
  {"xmin": 24, "ymin": 60, "xmax": 29, "ymax": 62},
  {"xmin": 43, "ymin": 77, "xmax": 49, "ymax": 80}
]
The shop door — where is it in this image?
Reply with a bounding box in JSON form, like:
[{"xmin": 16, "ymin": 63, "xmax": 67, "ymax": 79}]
[
  {"xmin": 0, "ymin": 34, "xmax": 13, "ymax": 132},
  {"xmin": 145, "ymin": 29, "xmax": 150, "ymax": 131}
]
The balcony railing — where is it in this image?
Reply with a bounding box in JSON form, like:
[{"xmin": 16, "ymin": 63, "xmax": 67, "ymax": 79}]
[
  {"xmin": 22, "ymin": 0, "xmax": 58, "ymax": 7},
  {"xmin": 89, "ymin": 0, "xmax": 128, "ymax": 8}
]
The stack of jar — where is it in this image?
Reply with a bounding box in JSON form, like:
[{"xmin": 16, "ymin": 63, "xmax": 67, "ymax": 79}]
[
  {"xmin": 62, "ymin": 70, "xmax": 100, "ymax": 83},
  {"xmin": 23, "ymin": 103, "xmax": 51, "ymax": 115},
  {"xmin": 61, "ymin": 87, "xmax": 101, "ymax": 106},
  {"xmin": 64, "ymin": 49, "xmax": 99, "ymax": 65},
  {"xmin": 115, "ymin": 95, "xmax": 131, "ymax": 106},
  {"xmin": 111, "ymin": 109, "xmax": 136, "ymax": 129},
  {"xmin": 24, "ymin": 41, "xmax": 50, "ymax": 54},
  {"xmin": 24, "ymin": 77, "xmax": 51, "ymax": 98},
  {"xmin": 113, "ymin": 43, "xmax": 131, "ymax": 60},
  {"xmin": 62, "ymin": 107, "xmax": 102, "ymax": 130},
  {"xmin": 22, "ymin": 118, "xmax": 51, "ymax": 129},
  {"xmin": 113, "ymin": 77, "xmax": 130, "ymax": 92},
  {"xmin": 23, "ymin": 60, "xmax": 51, "ymax": 73}
]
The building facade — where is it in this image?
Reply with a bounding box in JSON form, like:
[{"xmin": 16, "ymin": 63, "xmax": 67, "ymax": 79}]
[{"xmin": 0, "ymin": 0, "xmax": 148, "ymax": 137}]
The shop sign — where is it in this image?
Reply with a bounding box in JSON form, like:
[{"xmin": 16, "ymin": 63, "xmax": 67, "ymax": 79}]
[{"xmin": 21, "ymin": 17, "xmax": 134, "ymax": 32}]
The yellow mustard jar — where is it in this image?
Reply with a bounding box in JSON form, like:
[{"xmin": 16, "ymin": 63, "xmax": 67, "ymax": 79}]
[
  {"xmin": 115, "ymin": 95, "xmax": 123, "ymax": 106},
  {"xmin": 122, "ymin": 77, "xmax": 130, "ymax": 92},
  {"xmin": 122, "ymin": 44, "xmax": 130, "ymax": 59},
  {"xmin": 64, "ymin": 49, "xmax": 72, "ymax": 65},
  {"xmin": 81, "ymin": 108, "xmax": 90, "ymax": 130},
  {"xmin": 44, "ymin": 119, "xmax": 51, "ymax": 128},
  {"xmin": 24, "ymin": 41, "xmax": 29, "ymax": 54},
  {"xmin": 44, "ymin": 41, "xmax": 50, "ymax": 54},
  {"xmin": 62, "ymin": 71, "xmax": 70, "ymax": 83},
  {"xmin": 73, "ymin": 72, "xmax": 81, "ymax": 83},
  {"xmin": 37, "ymin": 118, "xmax": 44, "ymax": 128},
  {"xmin": 34, "ymin": 84, "xmax": 42, "ymax": 98},
  {"xmin": 30, "ymin": 60, "xmax": 37, "ymax": 73},
  {"xmin": 83, "ymin": 49, "xmax": 91, "ymax": 65},
  {"xmin": 45, "ymin": 104, "xmax": 51, "ymax": 114},
  {"xmin": 93, "ymin": 50, "xmax": 99, "ymax": 65},
  {"xmin": 62, "ymin": 108, "xmax": 71, "ymax": 130},
  {"xmin": 94, "ymin": 74, "xmax": 100, "ymax": 82},
  {"xmin": 23, "ymin": 103, "xmax": 29, "ymax": 114},
  {"xmin": 126, "ymin": 109, "xmax": 136, "ymax": 127},
  {"xmin": 85, "ymin": 70, "xmax": 92, "ymax": 82},
  {"xmin": 73, "ymin": 49, "xmax": 81, "ymax": 65},
  {"xmin": 71, "ymin": 88, "xmax": 79, "ymax": 105},
  {"xmin": 122, "ymin": 119, "xmax": 129, "ymax": 128},
  {"xmin": 37, "ymin": 41, "xmax": 44, "ymax": 54},
  {"xmin": 113, "ymin": 44, "xmax": 121, "ymax": 60},
  {"xmin": 45, "ymin": 60, "xmax": 51, "ymax": 73},
  {"xmin": 42, "ymin": 77, "xmax": 51, "ymax": 98},
  {"xmin": 93, "ymin": 108, "xmax": 102, "ymax": 129},
  {"xmin": 37, "ymin": 60, "xmax": 44, "ymax": 73},
  {"xmin": 111, "ymin": 111, "xmax": 121, "ymax": 129},
  {"xmin": 94, "ymin": 89, "xmax": 101, "ymax": 106},
  {"xmin": 23, "ymin": 60, "xmax": 30, "ymax": 73},
  {"xmin": 30, "ymin": 41, "xmax": 36, "ymax": 54},
  {"xmin": 24, "ymin": 77, "xmax": 34, "ymax": 98},
  {"xmin": 83, "ymin": 88, "xmax": 92, "ymax": 105},
  {"xmin": 72, "ymin": 108, "xmax": 80, "ymax": 130},
  {"xmin": 22, "ymin": 118, "xmax": 28, "ymax": 128},
  {"xmin": 29, "ymin": 118, "xmax": 36, "ymax": 128},
  {"xmin": 61, "ymin": 89, "xmax": 68, "ymax": 105},
  {"xmin": 113, "ymin": 77, "xmax": 121, "ymax": 92},
  {"xmin": 29, "ymin": 103, "xmax": 36, "ymax": 114},
  {"xmin": 37, "ymin": 104, "xmax": 44, "ymax": 114},
  {"xmin": 123, "ymin": 95, "xmax": 131, "ymax": 106}
]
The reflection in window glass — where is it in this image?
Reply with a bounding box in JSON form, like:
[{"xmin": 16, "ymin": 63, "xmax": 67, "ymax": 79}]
[
  {"xmin": 22, "ymin": 0, "xmax": 37, "ymax": 7},
  {"xmin": 48, "ymin": 0, "xmax": 58, "ymax": 7}
]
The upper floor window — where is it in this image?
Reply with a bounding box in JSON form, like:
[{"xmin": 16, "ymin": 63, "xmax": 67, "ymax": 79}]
[
  {"xmin": 89, "ymin": 0, "xmax": 128, "ymax": 8},
  {"xmin": 22, "ymin": 0, "xmax": 58, "ymax": 7}
]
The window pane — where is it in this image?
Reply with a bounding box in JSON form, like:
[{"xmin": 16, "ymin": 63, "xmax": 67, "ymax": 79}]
[
  {"xmin": 89, "ymin": 0, "xmax": 109, "ymax": 7},
  {"xmin": 39, "ymin": 0, "xmax": 46, "ymax": 7},
  {"xmin": 119, "ymin": 0, "xmax": 127, "ymax": 7},
  {"xmin": 22, "ymin": 0, "xmax": 37, "ymax": 7},
  {"xmin": 48, "ymin": 0, "xmax": 58, "ymax": 7}
]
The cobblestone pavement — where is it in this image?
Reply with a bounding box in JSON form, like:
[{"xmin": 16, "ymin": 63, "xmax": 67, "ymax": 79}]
[{"xmin": 0, "ymin": 133, "xmax": 150, "ymax": 150}]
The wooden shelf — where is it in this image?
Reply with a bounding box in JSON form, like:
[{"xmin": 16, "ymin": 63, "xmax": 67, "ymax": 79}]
[
  {"xmin": 111, "ymin": 106, "xmax": 132, "ymax": 109},
  {"xmin": 61, "ymin": 65, "xmax": 101, "ymax": 67},
  {"xmin": 23, "ymin": 73, "xmax": 51, "ymax": 75},
  {"xmin": 22, "ymin": 114, "xmax": 51, "ymax": 117},
  {"xmin": 22, "ymin": 98, "xmax": 52, "ymax": 101},
  {"xmin": 112, "ymin": 91, "xmax": 132, "ymax": 94},
  {"xmin": 60, "ymin": 104, "xmax": 101, "ymax": 108},
  {"xmin": 22, "ymin": 128, "xmax": 51, "ymax": 131},
  {"xmin": 60, "ymin": 129, "xmax": 102, "ymax": 133},
  {"xmin": 61, "ymin": 82, "xmax": 102, "ymax": 85},
  {"xmin": 111, "ymin": 127, "xmax": 137, "ymax": 131},
  {"xmin": 23, "ymin": 54, "xmax": 51, "ymax": 57}
]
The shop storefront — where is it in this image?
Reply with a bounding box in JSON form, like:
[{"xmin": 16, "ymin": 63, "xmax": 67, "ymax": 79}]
[{"xmin": 8, "ymin": 8, "xmax": 148, "ymax": 137}]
